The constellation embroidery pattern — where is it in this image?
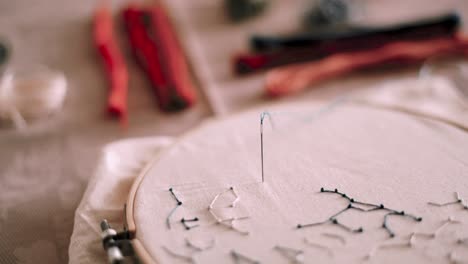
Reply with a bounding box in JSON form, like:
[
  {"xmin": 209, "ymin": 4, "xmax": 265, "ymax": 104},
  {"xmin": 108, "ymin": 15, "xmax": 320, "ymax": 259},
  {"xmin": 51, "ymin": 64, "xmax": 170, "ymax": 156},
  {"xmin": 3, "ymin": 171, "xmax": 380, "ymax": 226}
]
[
  {"xmin": 231, "ymin": 250, "xmax": 260, "ymax": 264},
  {"xmin": 208, "ymin": 187, "xmax": 249, "ymax": 235},
  {"xmin": 411, "ymin": 216, "xmax": 460, "ymax": 239},
  {"xmin": 181, "ymin": 217, "xmax": 199, "ymax": 230},
  {"xmin": 209, "ymin": 215, "xmax": 250, "ymax": 235},
  {"xmin": 365, "ymin": 217, "xmax": 461, "ymax": 260},
  {"xmin": 296, "ymin": 188, "xmax": 422, "ymax": 238},
  {"xmin": 162, "ymin": 238, "xmax": 215, "ymax": 263},
  {"xmin": 185, "ymin": 238, "xmax": 215, "ymax": 252},
  {"xmin": 156, "ymin": 187, "xmax": 466, "ymax": 262},
  {"xmin": 273, "ymin": 245, "xmax": 304, "ymax": 263},
  {"xmin": 428, "ymin": 192, "xmax": 468, "ymax": 210},
  {"xmin": 365, "ymin": 233, "xmax": 416, "ymax": 260},
  {"xmin": 209, "ymin": 187, "xmax": 240, "ymax": 208},
  {"xmin": 303, "ymin": 238, "xmax": 333, "ymax": 257},
  {"xmin": 162, "ymin": 246, "xmax": 194, "ymax": 263},
  {"xmin": 167, "ymin": 188, "xmax": 183, "ymax": 229},
  {"xmin": 321, "ymin": 232, "xmax": 346, "ymax": 245}
]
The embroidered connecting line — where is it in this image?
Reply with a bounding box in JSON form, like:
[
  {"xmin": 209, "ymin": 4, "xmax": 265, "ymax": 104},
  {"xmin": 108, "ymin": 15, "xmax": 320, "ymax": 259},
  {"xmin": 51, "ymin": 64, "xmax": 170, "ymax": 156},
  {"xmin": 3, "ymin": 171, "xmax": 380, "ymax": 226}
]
[
  {"xmin": 181, "ymin": 217, "xmax": 199, "ymax": 230},
  {"xmin": 209, "ymin": 211, "xmax": 250, "ymax": 235},
  {"xmin": 208, "ymin": 187, "xmax": 249, "ymax": 235},
  {"xmin": 185, "ymin": 237, "xmax": 215, "ymax": 252},
  {"xmin": 297, "ymin": 188, "xmax": 422, "ymax": 238},
  {"xmin": 428, "ymin": 192, "xmax": 468, "ymax": 210},
  {"xmin": 162, "ymin": 246, "xmax": 194, "ymax": 263},
  {"xmin": 167, "ymin": 188, "xmax": 183, "ymax": 229},
  {"xmin": 366, "ymin": 217, "xmax": 461, "ymax": 260},
  {"xmin": 163, "ymin": 238, "xmax": 215, "ymax": 263},
  {"xmin": 273, "ymin": 245, "xmax": 305, "ymax": 263},
  {"xmin": 231, "ymin": 250, "xmax": 260, "ymax": 264},
  {"xmin": 209, "ymin": 187, "xmax": 240, "ymax": 208},
  {"xmin": 303, "ymin": 238, "xmax": 333, "ymax": 257},
  {"xmin": 412, "ymin": 216, "xmax": 460, "ymax": 239},
  {"xmin": 321, "ymin": 233, "xmax": 346, "ymax": 245},
  {"xmin": 170, "ymin": 187, "xmax": 183, "ymax": 204},
  {"xmin": 365, "ymin": 233, "xmax": 416, "ymax": 260}
]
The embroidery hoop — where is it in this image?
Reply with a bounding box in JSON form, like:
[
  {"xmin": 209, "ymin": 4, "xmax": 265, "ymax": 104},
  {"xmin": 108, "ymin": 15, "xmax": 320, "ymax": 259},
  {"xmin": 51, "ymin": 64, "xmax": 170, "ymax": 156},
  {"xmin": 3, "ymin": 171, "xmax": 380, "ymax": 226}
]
[{"xmin": 124, "ymin": 99, "xmax": 468, "ymax": 264}]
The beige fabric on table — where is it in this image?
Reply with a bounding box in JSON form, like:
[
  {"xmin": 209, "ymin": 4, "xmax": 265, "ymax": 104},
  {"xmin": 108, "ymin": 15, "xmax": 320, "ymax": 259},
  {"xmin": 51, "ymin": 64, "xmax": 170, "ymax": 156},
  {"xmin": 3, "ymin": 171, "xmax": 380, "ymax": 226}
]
[
  {"xmin": 70, "ymin": 76, "xmax": 468, "ymax": 263},
  {"xmin": 68, "ymin": 137, "xmax": 174, "ymax": 264}
]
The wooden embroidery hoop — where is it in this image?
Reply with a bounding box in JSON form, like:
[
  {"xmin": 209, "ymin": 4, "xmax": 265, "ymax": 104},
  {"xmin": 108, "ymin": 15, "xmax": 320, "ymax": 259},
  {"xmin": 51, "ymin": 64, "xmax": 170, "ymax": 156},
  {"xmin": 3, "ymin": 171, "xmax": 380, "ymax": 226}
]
[{"xmin": 123, "ymin": 101, "xmax": 468, "ymax": 264}]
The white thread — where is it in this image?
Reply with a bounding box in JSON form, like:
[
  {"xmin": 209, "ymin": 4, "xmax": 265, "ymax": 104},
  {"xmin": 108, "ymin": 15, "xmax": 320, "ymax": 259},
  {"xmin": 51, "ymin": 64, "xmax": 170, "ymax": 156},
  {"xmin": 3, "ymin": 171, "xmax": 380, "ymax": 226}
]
[
  {"xmin": 321, "ymin": 233, "xmax": 346, "ymax": 245},
  {"xmin": 0, "ymin": 68, "xmax": 67, "ymax": 130},
  {"xmin": 167, "ymin": 204, "xmax": 181, "ymax": 229},
  {"xmin": 366, "ymin": 218, "xmax": 462, "ymax": 261},
  {"xmin": 185, "ymin": 237, "xmax": 215, "ymax": 252},
  {"xmin": 163, "ymin": 238, "xmax": 215, "ymax": 263},
  {"xmin": 231, "ymin": 187, "xmax": 240, "ymax": 207},
  {"xmin": 208, "ymin": 208, "xmax": 250, "ymax": 235},
  {"xmin": 303, "ymin": 238, "xmax": 333, "ymax": 257},
  {"xmin": 366, "ymin": 217, "xmax": 461, "ymax": 261},
  {"xmin": 231, "ymin": 250, "xmax": 259, "ymax": 264},
  {"xmin": 428, "ymin": 192, "xmax": 468, "ymax": 210},
  {"xmin": 413, "ymin": 217, "xmax": 460, "ymax": 239},
  {"xmin": 274, "ymin": 245, "xmax": 304, "ymax": 263},
  {"xmin": 209, "ymin": 187, "xmax": 239, "ymax": 209},
  {"xmin": 364, "ymin": 233, "xmax": 415, "ymax": 260},
  {"xmin": 162, "ymin": 246, "xmax": 194, "ymax": 263},
  {"xmin": 207, "ymin": 187, "xmax": 249, "ymax": 235}
]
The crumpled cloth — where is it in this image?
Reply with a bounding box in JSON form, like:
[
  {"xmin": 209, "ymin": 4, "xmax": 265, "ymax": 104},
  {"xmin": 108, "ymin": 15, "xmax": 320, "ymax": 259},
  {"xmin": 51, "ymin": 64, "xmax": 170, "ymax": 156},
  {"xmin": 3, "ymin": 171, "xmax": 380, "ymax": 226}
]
[
  {"xmin": 68, "ymin": 76, "xmax": 468, "ymax": 264},
  {"xmin": 68, "ymin": 137, "xmax": 174, "ymax": 264}
]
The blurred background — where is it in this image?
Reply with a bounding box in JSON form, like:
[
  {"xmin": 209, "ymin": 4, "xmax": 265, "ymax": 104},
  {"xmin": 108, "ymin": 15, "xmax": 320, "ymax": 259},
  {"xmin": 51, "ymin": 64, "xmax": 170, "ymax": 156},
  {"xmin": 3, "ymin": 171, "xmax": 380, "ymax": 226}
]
[{"xmin": 0, "ymin": 0, "xmax": 467, "ymax": 262}]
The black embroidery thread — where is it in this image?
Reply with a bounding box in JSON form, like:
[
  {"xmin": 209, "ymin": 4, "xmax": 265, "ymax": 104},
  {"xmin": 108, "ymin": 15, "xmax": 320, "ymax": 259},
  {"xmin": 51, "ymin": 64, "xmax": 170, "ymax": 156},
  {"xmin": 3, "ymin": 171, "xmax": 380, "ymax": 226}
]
[
  {"xmin": 428, "ymin": 192, "xmax": 468, "ymax": 210},
  {"xmin": 296, "ymin": 188, "xmax": 422, "ymax": 238},
  {"xmin": 167, "ymin": 188, "xmax": 183, "ymax": 229},
  {"xmin": 181, "ymin": 217, "xmax": 199, "ymax": 230}
]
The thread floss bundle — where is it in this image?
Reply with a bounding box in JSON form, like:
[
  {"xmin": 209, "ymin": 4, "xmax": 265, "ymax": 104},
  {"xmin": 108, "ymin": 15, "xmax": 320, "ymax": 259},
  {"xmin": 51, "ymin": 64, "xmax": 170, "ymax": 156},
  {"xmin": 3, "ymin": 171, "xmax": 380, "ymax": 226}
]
[{"xmin": 0, "ymin": 66, "xmax": 67, "ymax": 131}]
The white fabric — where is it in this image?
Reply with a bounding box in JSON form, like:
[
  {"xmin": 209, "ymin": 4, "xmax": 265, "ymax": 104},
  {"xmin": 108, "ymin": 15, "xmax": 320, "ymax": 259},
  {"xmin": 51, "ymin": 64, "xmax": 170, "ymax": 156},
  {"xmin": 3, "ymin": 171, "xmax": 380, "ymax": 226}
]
[
  {"xmin": 70, "ymin": 76, "xmax": 468, "ymax": 263},
  {"xmin": 357, "ymin": 76, "xmax": 468, "ymax": 131},
  {"xmin": 68, "ymin": 137, "xmax": 174, "ymax": 264},
  {"xmin": 133, "ymin": 77, "xmax": 468, "ymax": 264}
]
